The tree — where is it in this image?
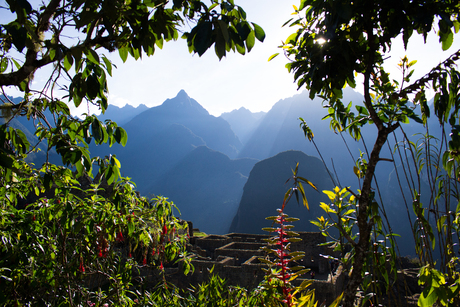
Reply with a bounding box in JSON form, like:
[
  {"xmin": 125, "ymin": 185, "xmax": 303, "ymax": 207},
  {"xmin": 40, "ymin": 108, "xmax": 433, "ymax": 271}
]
[
  {"xmin": 0, "ymin": 0, "xmax": 265, "ymax": 177},
  {"xmin": 278, "ymin": 0, "xmax": 460, "ymax": 306},
  {"xmin": 0, "ymin": 0, "xmax": 264, "ymax": 305}
]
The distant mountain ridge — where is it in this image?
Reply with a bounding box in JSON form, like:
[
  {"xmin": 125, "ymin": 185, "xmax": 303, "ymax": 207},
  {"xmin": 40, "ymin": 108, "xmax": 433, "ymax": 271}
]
[
  {"xmin": 220, "ymin": 107, "xmax": 266, "ymax": 145},
  {"xmin": 236, "ymin": 89, "xmax": 368, "ymax": 190},
  {"xmin": 97, "ymin": 103, "xmax": 148, "ymax": 125}
]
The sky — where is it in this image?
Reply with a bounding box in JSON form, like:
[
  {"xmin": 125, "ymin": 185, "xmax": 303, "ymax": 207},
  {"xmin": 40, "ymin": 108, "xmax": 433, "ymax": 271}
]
[
  {"xmin": 2, "ymin": 1, "xmax": 460, "ymax": 117},
  {"xmin": 101, "ymin": 0, "xmax": 300, "ymax": 116}
]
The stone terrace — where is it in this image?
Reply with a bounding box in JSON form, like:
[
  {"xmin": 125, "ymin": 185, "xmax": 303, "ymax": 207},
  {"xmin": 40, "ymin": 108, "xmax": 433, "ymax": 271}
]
[{"xmin": 172, "ymin": 231, "xmax": 344, "ymax": 305}]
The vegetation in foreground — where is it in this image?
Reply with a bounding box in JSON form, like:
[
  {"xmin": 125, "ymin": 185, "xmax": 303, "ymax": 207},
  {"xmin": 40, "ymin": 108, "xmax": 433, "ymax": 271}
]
[{"xmin": 1, "ymin": 0, "xmax": 460, "ymax": 306}]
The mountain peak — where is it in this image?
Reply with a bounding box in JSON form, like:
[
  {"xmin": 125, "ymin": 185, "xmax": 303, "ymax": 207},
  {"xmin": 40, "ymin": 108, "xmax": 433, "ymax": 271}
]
[
  {"xmin": 162, "ymin": 90, "xmax": 209, "ymax": 115},
  {"xmin": 175, "ymin": 89, "xmax": 189, "ymax": 99}
]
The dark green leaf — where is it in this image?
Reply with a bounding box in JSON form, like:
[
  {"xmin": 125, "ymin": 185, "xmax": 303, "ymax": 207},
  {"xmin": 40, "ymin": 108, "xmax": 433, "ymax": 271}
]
[
  {"xmin": 252, "ymin": 22, "xmax": 265, "ymax": 42},
  {"xmin": 194, "ymin": 22, "xmax": 213, "ymax": 56},
  {"xmin": 114, "ymin": 127, "xmax": 128, "ymax": 146},
  {"xmin": 91, "ymin": 118, "xmax": 102, "ymax": 143}
]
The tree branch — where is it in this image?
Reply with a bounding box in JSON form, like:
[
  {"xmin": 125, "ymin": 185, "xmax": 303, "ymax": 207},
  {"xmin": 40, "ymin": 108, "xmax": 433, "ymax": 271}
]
[
  {"xmin": 399, "ymin": 48, "xmax": 460, "ymax": 97},
  {"xmin": 0, "ymin": 0, "xmax": 61, "ymax": 88}
]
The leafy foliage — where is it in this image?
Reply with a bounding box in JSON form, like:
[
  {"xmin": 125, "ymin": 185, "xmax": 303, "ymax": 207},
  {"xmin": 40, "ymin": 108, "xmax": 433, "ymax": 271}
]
[
  {"xmin": 279, "ymin": 0, "xmax": 460, "ymax": 306},
  {"xmin": 0, "ymin": 176, "xmax": 191, "ymax": 306},
  {"xmin": 0, "ymin": 0, "xmax": 264, "ymax": 305}
]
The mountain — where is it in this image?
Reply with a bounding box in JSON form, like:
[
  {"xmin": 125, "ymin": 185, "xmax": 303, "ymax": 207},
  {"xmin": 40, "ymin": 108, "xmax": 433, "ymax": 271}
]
[
  {"xmin": 97, "ymin": 104, "xmax": 148, "ymax": 125},
  {"xmin": 126, "ymin": 90, "xmax": 242, "ymax": 159},
  {"xmin": 237, "ymin": 89, "xmax": 368, "ymax": 189},
  {"xmin": 220, "ymin": 107, "xmax": 265, "ymax": 145},
  {"xmin": 89, "ymin": 90, "xmax": 243, "ymax": 193},
  {"xmin": 150, "ymin": 146, "xmax": 258, "ymax": 234},
  {"xmin": 229, "ymin": 150, "xmax": 335, "ymax": 234}
]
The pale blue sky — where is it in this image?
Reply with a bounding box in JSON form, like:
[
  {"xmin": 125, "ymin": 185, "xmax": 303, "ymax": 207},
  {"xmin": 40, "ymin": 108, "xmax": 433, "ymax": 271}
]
[
  {"xmin": 86, "ymin": 2, "xmax": 460, "ymax": 116},
  {"xmin": 3, "ymin": 1, "xmax": 460, "ymax": 116}
]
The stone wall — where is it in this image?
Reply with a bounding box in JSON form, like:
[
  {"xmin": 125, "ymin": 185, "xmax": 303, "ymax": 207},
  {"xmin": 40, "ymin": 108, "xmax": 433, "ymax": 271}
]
[{"xmin": 166, "ymin": 231, "xmax": 344, "ymax": 305}]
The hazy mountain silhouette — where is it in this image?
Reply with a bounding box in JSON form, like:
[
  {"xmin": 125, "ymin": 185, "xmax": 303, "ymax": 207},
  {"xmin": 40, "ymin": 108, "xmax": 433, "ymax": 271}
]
[
  {"xmin": 90, "ymin": 90, "xmax": 243, "ymax": 192},
  {"xmin": 97, "ymin": 103, "xmax": 148, "ymax": 125},
  {"xmin": 237, "ymin": 88, "xmax": 369, "ymax": 190},
  {"xmin": 150, "ymin": 146, "xmax": 258, "ymax": 234},
  {"xmin": 229, "ymin": 150, "xmax": 335, "ymax": 234},
  {"xmin": 220, "ymin": 107, "xmax": 265, "ymax": 145},
  {"xmin": 125, "ymin": 90, "xmax": 242, "ymax": 159}
]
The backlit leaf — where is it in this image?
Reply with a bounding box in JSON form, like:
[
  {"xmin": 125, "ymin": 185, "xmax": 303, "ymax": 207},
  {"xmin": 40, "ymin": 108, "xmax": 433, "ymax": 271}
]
[{"xmin": 252, "ymin": 22, "xmax": 265, "ymax": 42}]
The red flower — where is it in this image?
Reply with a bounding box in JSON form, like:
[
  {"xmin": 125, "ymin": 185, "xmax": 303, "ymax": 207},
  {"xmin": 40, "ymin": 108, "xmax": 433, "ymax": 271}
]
[
  {"xmin": 143, "ymin": 258, "xmax": 147, "ymax": 265},
  {"xmin": 162, "ymin": 224, "xmax": 167, "ymax": 235},
  {"xmin": 116, "ymin": 231, "xmax": 124, "ymax": 242},
  {"xmin": 32, "ymin": 215, "xmax": 36, "ymax": 221},
  {"xmin": 160, "ymin": 262, "xmax": 163, "ymax": 270},
  {"xmin": 128, "ymin": 252, "xmax": 132, "ymax": 258},
  {"xmin": 79, "ymin": 261, "xmax": 85, "ymax": 273}
]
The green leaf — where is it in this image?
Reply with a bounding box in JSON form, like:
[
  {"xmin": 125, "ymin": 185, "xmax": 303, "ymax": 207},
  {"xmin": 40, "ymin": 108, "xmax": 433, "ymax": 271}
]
[
  {"xmin": 418, "ymin": 286, "xmax": 438, "ymax": 307},
  {"xmin": 441, "ymin": 31, "xmax": 453, "ymax": 51},
  {"xmin": 329, "ymin": 293, "xmax": 343, "ymax": 307},
  {"xmin": 217, "ymin": 20, "xmax": 230, "ymax": 42},
  {"xmin": 0, "ymin": 152, "xmax": 15, "ymax": 169},
  {"xmin": 119, "ymin": 47, "xmax": 128, "ymax": 63},
  {"xmin": 86, "ymin": 49, "xmax": 100, "ymax": 64},
  {"xmin": 320, "ymin": 202, "xmax": 335, "ymax": 213},
  {"xmin": 44, "ymin": 173, "xmax": 53, "ymax": 190},
  {"xmin": 246, "ymin": 31, "xmax": 255, "ymax": 52},
  {"xmin": 91, "ymin": 118, "xmax": 103, "ymax": 143},
  {"xmin": 11, "ymin": 58, "xmax": 21, "ymax": 69},
  {"xmin": 252, "ymin": 22, "xmax": 265, "ymax": 42},
  {"xmin": 114, "ymin": 127, "xmax": 128, "ymax": 146},
  {"xmin": 102, "ymin": 56, "xmax": 113, "ymax": 77},
  {"xmin": 0, "ymin": 58, "xmax": 8, "ymax": 73},
  {"xmin": 323, "ymin": 190, "xmax": 336, "ymax": 201},
  {"xmin": 297, "ymin": 176, "xmax": 317, "ymax": 190},
  {"xmin": 8, "ymin": 26, "xmax": 27, "ymax": 53},
  {"xmin": 128, "ymin": 221, "xmax": 135, "ymax": 236},
  {"xmin": 110, "ymin": 156, "xmax": 121, "ymax": 168},
  {"xmin": 86, "ymin": 74, "xmax": 100, "ymax": 100},
  {"xmin": 268, "ymin": 53, "xmax": 279, "ymax": 61},
  {"xmin": 64, "ymin": 53, "xmax": 73, "ymax": 71},
  {"xmin": 194, "ymin": 22, "xmax": 213, "ymax": 56},
  {"xmin": 285, "ymin": 32, "xmax": 298, "ymax": 45}
]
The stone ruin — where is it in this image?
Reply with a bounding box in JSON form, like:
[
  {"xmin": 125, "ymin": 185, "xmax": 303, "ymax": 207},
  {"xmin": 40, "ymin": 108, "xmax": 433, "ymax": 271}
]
[{"xmin": 166, "ymin": 230, "xmax": 345, "ymax": 305}]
